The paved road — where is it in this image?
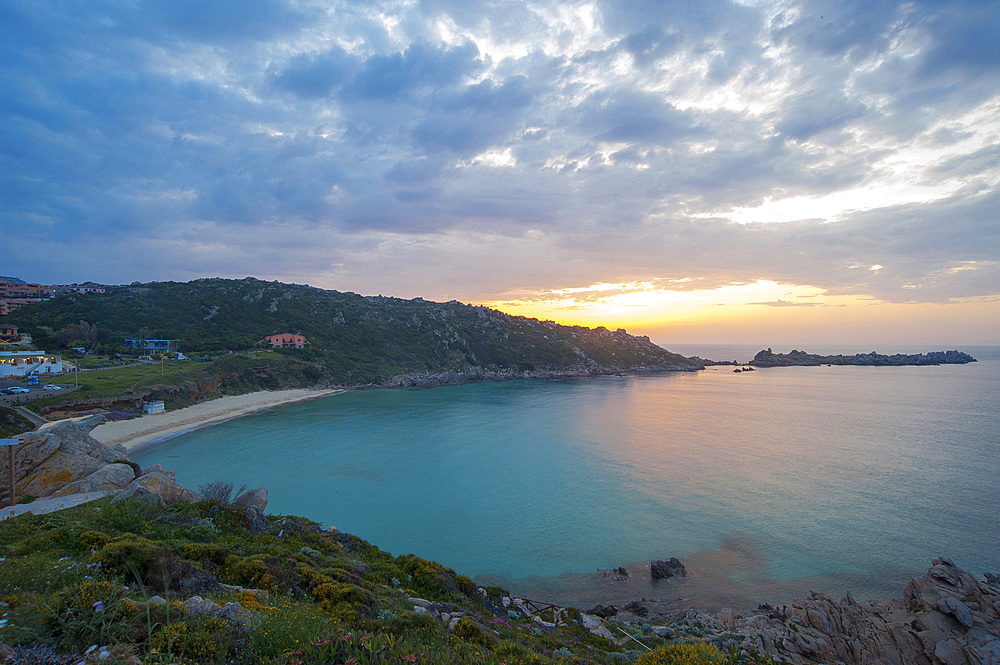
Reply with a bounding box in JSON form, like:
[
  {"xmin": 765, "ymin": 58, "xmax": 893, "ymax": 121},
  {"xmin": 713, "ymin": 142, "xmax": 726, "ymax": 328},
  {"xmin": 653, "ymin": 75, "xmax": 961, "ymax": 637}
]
[
  {"xmin": 0, "ymin": 491, "xmax": 111, "ymax": 520},
  {"xmin": 12, "ymin": 405, "xmax": 47, "ymax": 427}
]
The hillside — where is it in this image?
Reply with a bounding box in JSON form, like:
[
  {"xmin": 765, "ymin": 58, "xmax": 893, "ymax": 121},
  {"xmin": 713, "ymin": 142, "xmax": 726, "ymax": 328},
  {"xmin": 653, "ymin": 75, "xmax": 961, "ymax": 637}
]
[{"xmin": 7, "ymin": 278, "xmax": 702, "ymax": 386}]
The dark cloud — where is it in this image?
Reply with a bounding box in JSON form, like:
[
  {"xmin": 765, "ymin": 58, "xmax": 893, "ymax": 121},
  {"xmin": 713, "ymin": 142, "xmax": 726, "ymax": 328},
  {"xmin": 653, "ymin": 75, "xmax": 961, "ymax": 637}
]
[
  {"xmin": 774, "ymin": 83, "xmax": 869, "ymax": 141},
  {"xmin": 346, "ymin": 42, "xmax": 482, "ymax": 101},
  {"xmin": 574, "ymin": 90, "xmax": 701, "ymax": 144},
  {"xmin": 0, "ymin": 0, "xmax": 997, "ymax": 320},
  {"xmin": 275, "ymin": 47, "xmax": 358, "ymax": 99},
  {"xmin": 135, "ymin": 0, "xmax": 311, "ymax": 43},
  {"xmin": 776, "ymin": 0, "xmax": 900, "ymax": 58},
  {"xmin": 915, "ymin": 0, "xmax": 1000, "ymax": 76}
]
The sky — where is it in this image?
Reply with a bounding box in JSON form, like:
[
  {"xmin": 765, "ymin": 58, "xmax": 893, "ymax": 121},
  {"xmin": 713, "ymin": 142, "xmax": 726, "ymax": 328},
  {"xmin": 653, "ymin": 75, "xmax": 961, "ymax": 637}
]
[{"xmin": 2, "ymin": 0, "xmax": 999, "ymax": 347}]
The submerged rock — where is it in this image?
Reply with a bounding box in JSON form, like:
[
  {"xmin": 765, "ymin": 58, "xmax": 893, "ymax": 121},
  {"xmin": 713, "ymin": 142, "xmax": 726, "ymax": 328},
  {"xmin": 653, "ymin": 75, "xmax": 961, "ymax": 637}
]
[{"xmin": 651, "ymin": 557, "xmax": 687, "ymax": 579}]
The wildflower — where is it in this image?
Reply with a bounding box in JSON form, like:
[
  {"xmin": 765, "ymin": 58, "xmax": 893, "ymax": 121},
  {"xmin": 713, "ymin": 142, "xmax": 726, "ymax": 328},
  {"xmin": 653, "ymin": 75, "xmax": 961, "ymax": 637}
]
[
  {"xmin": 92, "ymin": 600, "xmax": 105, "ymax": 612},
  {"xmin": 85, "ymin": 645, "xmax": 98, "ymax": 655}
]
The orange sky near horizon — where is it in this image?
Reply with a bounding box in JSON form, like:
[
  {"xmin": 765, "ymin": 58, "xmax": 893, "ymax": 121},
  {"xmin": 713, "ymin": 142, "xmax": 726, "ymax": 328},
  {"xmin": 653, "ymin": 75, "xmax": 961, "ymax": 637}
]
[{"xmin": 483, "ymin": 280, "xmax": 1000, "ymax": 348}]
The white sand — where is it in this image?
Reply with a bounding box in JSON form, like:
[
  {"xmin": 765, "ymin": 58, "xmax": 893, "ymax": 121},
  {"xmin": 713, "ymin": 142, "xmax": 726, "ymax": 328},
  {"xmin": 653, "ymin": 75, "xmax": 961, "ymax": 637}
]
[{"xmin": 90, "ymin": 388, "xmax": 344, "ymax": 451}]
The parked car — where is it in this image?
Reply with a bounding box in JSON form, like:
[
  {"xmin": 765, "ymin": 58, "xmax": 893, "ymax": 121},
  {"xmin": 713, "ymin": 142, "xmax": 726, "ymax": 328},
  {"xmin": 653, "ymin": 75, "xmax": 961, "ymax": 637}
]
[
  {"xmin": 43, "ymin": 384, "xmax": 63, "ymax": 390},
  {"xmin": 6, "ymin": 387, "xmax": 30, "ymax": 393}
]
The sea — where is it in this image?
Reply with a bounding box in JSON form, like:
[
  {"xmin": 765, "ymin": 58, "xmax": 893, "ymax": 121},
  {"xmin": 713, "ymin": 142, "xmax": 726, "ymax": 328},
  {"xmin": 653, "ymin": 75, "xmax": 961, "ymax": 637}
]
[{"xmin": 133, "ymin": 344, "xmax": 1000, "ymax": 611}]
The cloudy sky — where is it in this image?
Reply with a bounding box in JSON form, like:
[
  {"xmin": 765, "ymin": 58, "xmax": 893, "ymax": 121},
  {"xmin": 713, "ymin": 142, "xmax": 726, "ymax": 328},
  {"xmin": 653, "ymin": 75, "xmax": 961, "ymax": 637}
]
[{"xmin": 3, "ymin": 0, "xmax": 998, "ymax": 346}]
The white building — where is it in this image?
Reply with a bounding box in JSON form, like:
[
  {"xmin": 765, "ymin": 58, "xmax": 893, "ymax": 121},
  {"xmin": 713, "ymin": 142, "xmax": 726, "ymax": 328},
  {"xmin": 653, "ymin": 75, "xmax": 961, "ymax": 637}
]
[{"xmin": 0, "ymin": 351, "xmax": 63, "ymax": 377}]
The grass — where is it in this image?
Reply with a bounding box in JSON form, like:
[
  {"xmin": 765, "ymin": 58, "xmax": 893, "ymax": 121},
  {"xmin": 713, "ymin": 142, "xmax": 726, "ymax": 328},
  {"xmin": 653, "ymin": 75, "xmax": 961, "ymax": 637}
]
[{"xmin": 0, "ymin": 495, "xmax": 768, "ymax": 665}]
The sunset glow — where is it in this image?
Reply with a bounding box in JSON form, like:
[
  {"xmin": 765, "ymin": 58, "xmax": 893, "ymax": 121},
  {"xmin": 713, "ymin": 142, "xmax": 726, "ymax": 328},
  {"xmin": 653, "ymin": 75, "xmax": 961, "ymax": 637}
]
[{"xmin": 2, "ymin": 0, "xmax": 998, "ymax": 345}]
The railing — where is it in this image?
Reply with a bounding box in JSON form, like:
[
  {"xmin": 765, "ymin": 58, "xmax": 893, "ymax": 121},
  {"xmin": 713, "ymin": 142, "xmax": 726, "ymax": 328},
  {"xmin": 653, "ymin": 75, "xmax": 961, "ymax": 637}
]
[{"xmin": 514, "ymin": 597, "xmax": 568, "ymax": 626}]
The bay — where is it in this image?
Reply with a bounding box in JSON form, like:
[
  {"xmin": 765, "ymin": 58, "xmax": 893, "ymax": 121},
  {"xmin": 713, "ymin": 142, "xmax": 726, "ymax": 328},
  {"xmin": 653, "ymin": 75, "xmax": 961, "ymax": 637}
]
[{"xmin": 134, "ymin": 346, "xmax": 1000, "ymax": 609}]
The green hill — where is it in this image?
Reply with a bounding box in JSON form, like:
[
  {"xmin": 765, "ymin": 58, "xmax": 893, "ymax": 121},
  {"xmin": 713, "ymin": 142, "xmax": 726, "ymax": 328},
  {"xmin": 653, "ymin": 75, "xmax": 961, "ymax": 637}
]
[{"xmin": 8, "ymin": 278, "xmax": 701, "ymax": 386}]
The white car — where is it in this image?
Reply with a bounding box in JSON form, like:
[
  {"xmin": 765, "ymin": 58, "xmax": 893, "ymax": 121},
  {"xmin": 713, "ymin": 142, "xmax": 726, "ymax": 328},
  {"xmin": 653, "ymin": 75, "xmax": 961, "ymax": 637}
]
[
  {"xmin": 43, "ymin": 384, "xmax": 63, "ymax": 390},
  {"xmin": 7, "ymin": 387, "xmax": 30, "ymax": 393}
]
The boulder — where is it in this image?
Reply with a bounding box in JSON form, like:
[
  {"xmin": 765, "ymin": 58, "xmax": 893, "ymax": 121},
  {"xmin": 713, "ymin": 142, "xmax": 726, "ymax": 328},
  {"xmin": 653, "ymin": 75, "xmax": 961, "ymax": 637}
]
[
  {"xmin": 651, "ymin": 557, "xmax": 687, "ymax": 579},
  {"xmin": 598, "ymin": 567, "xmax": 629, "ymax": 582},
  {"xmin": 233, "ymin": 487, "xmax": 268, "ymax": 513},
  {"xmin": 587, "ymin": 604, "xmax": 618, "ymax": 618},
  {"xmin": 11, "ymin": 415, "xmax": 123, "ymax": 497},
  {"xmin": 52, "ymin": 463, "xmax": 135, "ymax": 496},
  {"xmin": 129, "ymin": 464, "xmax": 200, "ymax": 503},
  {"xmin": 113, "ymin": 483, "xmax": 164, "ymax": 506}
]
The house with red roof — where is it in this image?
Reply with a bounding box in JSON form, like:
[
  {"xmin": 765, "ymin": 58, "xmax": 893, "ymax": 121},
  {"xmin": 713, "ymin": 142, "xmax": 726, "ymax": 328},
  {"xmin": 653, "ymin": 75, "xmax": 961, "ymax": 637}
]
[{"xmin": 264, "ymin": 333, "xmax": 308, "ymax": 349}]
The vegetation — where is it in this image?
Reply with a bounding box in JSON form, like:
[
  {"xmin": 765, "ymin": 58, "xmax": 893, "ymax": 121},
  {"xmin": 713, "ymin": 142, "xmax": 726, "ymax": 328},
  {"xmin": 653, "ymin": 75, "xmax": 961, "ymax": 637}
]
[
  {"xmin": 0, "ymin": 406, "xmax": 34, "ymax": 438},
  {"xmin": 8, "ymin": 278, "xmax": 701, "ymax": 391},
  {"xmin": 28, "ymin": 354, "xmax": 325, "ymax": 416},
  {"xmin": 0, "ymin": 495, "xmax": 765, "ymax": 664}
]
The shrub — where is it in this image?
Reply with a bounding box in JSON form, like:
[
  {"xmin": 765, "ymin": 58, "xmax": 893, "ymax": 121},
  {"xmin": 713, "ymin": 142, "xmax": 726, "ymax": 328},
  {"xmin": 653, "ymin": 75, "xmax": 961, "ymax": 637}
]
[
  {"xmin": 78, "ymin": 530, "xmax": 112, "ymax": 551},
  {"xmin": 455, "ymin": 574, "xmax": 477, "ymax": 597},
  {"xmin": 453, "ymin": 616, "xmax": 490, "ymax": 645},
  {"xmin": 198, "ymin": 480, "xmax": 247, "ymax": 506},
  {"xmin": 182, "ymin": 542, "xmax": 230, "ymax": 566},
  {"xmin": 220, "ymin": 554, "xmax": 283, "ymax": 592},
  {"xmin": 387, "ymin": 611, "xmax": 439, "ymax": 634},
  {"xmin": 494, "ymin": 642, "xmax": 549, "ymax": 665},
  {"xmin": 634, "ymin": 642, "xmax": 727, "ymax": 665},
  {"xmin": 90, "ymin": 533, "xmax": 160, "ymax": 578}
]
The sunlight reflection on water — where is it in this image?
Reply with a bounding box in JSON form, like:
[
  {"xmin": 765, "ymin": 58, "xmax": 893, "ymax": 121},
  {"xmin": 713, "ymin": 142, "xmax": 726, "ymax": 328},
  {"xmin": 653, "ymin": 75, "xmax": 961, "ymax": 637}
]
[{"xmin": 135, "ymin": 353, "xmax": 1000, "ymax": 608}]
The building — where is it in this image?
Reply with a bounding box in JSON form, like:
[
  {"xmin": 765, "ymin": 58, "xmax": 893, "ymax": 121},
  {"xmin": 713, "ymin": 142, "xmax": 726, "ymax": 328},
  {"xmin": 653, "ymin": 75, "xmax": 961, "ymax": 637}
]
[
  {"xmin": 0, "ymin": 351, "xmax": 63, "ymax": 377},
  {"xmin": 143, "ymin": 400, "xmax": 165, "ymax": 415},
  {"xmin": 264, "ymin": 333, "xmax": 308, "ymax": 349},
  {"xmin": 0, "ymin": 277, "xmax": 54, "ymax": 314},
  {"xmin": 0, "ymin": 324, "xmax": 17, "ymax": 342},
  {"xmin": 55, "ymin": 283, "xmax": 106, "ymax": 294},
  {"xmin": 0, "ymin": 279, "xmax": 54, "ymax": 300},
  {"xmin": 124, "ymin": 339, "xmax": 180, "ymax": 354}
]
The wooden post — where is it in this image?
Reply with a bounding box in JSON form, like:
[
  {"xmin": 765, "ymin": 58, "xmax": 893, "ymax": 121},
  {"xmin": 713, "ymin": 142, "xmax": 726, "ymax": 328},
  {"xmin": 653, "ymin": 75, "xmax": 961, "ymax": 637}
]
[
  {"xmin": 2, "ymin": 438, "xmax": 21, "ymax": 508},
  {"xmin": 7, "ymin": 444, "xmax": 13, "ymax": 507}
]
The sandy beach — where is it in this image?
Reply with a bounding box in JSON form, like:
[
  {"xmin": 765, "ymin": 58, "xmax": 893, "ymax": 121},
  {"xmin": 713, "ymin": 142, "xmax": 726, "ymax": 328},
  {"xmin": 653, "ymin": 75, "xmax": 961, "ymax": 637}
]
[{"xmin": 90, "ymin": 388, "xmax": 344, "ymax": 451}]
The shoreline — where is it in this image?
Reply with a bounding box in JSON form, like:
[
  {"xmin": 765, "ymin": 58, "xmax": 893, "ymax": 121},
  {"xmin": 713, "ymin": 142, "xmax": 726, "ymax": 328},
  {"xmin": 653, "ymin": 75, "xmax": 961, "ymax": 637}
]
[{"xmin": 89, "ymin": 388, "xmax": 345, "ymax": 452}]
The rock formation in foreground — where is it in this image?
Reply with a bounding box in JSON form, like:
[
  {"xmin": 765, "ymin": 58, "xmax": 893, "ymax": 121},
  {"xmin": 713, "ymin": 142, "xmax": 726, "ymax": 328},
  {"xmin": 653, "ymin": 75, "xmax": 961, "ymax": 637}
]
[
  {"xmin": 7, "ymin": 415, "xmax": 199, "ymax": 503},
  {"xmin": 605, "ymin": 558, "xmax": 1000, "ymax": 665},
  {"xmin": 733, "ymin": 557, "xmax": 1000, "ymax": 664}
]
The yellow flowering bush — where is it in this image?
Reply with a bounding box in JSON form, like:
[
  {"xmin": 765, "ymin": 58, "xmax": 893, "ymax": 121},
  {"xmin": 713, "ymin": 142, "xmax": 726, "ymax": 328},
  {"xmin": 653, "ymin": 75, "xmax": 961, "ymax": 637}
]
[{"xmin": 635, "ymin": 642, "xmax": 727, "ymax": 665}]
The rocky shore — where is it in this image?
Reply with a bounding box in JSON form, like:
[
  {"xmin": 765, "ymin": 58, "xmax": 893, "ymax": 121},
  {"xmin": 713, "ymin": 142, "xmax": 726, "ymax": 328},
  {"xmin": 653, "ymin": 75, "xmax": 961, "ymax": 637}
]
[
  {"xmin": 751, "ymin": 348, "xmax": 977, "ymax": 367},
  {"xmin": 4, "ymin": 417, "xmax": 998, "ymax": 664},
  {"xmin": 376, "ymin": 360, "xmax": 705, "ymax": 389}
]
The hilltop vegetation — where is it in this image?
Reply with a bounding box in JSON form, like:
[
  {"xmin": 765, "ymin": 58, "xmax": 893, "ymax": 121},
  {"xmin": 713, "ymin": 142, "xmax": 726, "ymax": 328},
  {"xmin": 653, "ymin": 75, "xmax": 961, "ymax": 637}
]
[{"xmin": 8, "ymin": 278, "xmax": 701, "ymax": 387}]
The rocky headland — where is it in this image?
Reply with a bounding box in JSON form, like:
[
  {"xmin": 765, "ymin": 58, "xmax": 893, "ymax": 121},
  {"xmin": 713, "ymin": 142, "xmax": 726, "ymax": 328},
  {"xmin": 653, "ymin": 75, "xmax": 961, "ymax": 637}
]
[
  {"xmin": 3, "ymin": 417, "xmax": 998, "ymax": 664},
  {"xmin": 750, "ymin": 348, "xmax": 977, "ymax": 368}
]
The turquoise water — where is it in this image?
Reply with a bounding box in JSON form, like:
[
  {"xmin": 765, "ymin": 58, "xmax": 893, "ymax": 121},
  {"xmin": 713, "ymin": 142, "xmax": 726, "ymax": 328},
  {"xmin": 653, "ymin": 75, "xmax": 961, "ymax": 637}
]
[{"xmin": 134, "ymin": 346, "xmax": 1000, "ymax": 609}]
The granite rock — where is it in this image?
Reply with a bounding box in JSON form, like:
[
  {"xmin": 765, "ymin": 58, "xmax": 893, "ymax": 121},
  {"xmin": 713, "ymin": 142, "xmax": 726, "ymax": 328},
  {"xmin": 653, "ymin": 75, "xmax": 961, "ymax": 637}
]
[
  {"xmin": 233, "ymin": 487, "xmax": 268, "ymax": 513},
  {"xmin": 730, "ymin": 558, "xmax": 1000, "ymax": 665},
  {"xmin": 129, "ymin": 464, "xmax": 200, "ymax": 503},
  {"xmin": 651, "ymin": 557, "xmax": 687, "ymax": 579},
  {"xmin": 11, "ymin": 415, "xmax": 121, "ymax": 497},
  {"xmin": 52, "ymin": 462, "xmax": 135, "ymax": 496}
]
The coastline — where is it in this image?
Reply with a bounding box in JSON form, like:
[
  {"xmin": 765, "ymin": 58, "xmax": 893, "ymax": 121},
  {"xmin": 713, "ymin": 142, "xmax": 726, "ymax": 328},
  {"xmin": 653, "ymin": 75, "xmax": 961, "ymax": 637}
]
[{"xmin": 89, "ymin": 388, "xmax": 344, "ymax": 452}]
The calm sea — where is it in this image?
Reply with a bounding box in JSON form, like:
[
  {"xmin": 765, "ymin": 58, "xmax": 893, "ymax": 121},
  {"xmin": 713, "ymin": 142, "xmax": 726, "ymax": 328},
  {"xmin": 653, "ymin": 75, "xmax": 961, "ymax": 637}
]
[{"xmin": 134, "ymin": 345, "xmax": 1000, "ymax": 610}]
